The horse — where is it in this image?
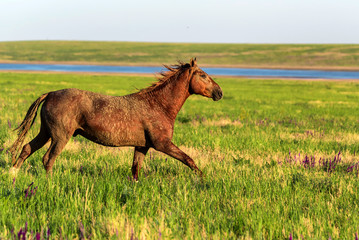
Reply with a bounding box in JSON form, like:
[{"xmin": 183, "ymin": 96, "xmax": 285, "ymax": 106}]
[{"xmin": 9, "ymin": 58, "xmax": 223, "ymax": 179}]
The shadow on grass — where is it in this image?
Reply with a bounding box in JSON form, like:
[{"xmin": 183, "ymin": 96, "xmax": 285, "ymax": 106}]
[{"xmin": 0, "ymin": 158, "xmax": 7, "ymax": 168}]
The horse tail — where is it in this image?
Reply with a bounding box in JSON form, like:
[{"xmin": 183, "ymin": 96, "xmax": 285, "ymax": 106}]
[{"xmin": 9, "ymin": 93, "xmax": 49, "ymax": 164}]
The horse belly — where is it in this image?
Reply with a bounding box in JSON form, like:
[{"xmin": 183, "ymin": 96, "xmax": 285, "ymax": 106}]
[{"xmin": 82, "ymin": 118, "xmax": 146, "ymax": 147}]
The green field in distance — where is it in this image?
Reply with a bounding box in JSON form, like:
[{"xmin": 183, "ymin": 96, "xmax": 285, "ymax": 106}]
[{"xmin": 1, "ymin": 41, "xmax": 359, "ymax": 69}]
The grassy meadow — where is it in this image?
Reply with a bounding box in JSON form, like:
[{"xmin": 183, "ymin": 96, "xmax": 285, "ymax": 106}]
[
  {"xmin": 1, "ymin": 41, "xmax": 359, "ymax": 69},
  {"xmin": 0, "ymin": 72, "xmax": 359, "ymax": 239}
]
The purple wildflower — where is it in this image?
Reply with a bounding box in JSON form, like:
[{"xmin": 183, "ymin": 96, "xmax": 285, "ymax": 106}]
[
  {"xmin": 24, "ymin": 182, "xmax": 34, "ymax": 199},
  {"xmin": 347, "ymin": 165, "xmax": 355, "ymax": 173},
  {"xmin": 302, "ymin": 155, "xmax": 310, "ymax": 168},
  {"xmin": 355, "ymin": 232, "xmax": 358, "ymax": 240},
  {"xmin": 31, "ymin": 186, "xmax": 38, "ymax": 196},
  {"xmin": 0, "ymin": 148, "xmax": 4, "ymax": 153},
  {"xmin": 289, "ymin": 233, "xmax": 293, "ymax": 240},
  {"xmin": 79, "ymin": 221, "xmax": 85, "ymax": 239},
  {"xmin": 311, "ymin": 156, "xmax": 316, "ymax": 168},
  {"xmin": 16, "ymin": 223, "xmax": 28, "ymax": 240},
  {"xmin": 282, "ymin": 152, "xmax": 346, "ymax": 174},
  {"xmin": 24, "ymin": 182, "xmax": 38, "ymax": 200},
  {"xmin": 8, "ymin": 119, "xmax": 12, "ymax": 129},
  {"xmin": 310, "ymin": 152, "xmax": 341, "ymax": 173},
  {"xmin": 130, "ymin": 228, "xmax": 135, "ymax": 240},
  {"xmin": 35, "ymin": 232, "xmax": 41, "ymax": 240},
  {"xmin": 17, "ymin": 228, "xmax": 23, "ymax": 240},
  {"xmin": 46, "ymin": 228, "xmax": 51, "ymax": 240}
]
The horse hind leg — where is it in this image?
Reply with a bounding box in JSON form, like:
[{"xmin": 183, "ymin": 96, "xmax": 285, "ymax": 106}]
[
  {"xmin": 42, "ymin": 135, "xmax": 72, "ymax": 174},
  {"xmin": 13, "ymin": 125, "xmax": 50, "ymax": 169}
]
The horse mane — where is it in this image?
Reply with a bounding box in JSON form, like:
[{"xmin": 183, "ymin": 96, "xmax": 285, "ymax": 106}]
[{"xmin": 137, "ymin": 61, "xmax": 191, "ymax": 95}]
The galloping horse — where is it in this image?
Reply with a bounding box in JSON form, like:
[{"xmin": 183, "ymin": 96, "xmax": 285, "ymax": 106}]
[{"xmin": 10, "ymin": 58, "xmax": 223, "ymax": 179}]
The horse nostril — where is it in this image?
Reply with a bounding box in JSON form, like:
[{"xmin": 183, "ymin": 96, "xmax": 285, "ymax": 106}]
[
  {"xmin": 218, "ymin": 90, "xmax": 223, "ymax": 98},
  {"xmin": 212, "ymin": 88, "xmax": 223, "ymax": 101}
]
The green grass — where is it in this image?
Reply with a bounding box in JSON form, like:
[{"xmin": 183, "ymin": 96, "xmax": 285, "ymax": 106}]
[
  {"xmin": 1, "ymin": 41, "xmax": 359, "ymax": 69},
  {"xmin": 1, "ymin": 72, "xmax": 359, "ymax": 239}
]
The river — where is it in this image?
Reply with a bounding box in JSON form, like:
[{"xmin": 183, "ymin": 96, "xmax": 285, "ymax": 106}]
[{"xmin": 1, "ymin": 63, "xmax": 359, "ymax": 79}]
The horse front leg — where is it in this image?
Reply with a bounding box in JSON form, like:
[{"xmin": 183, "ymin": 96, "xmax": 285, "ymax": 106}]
[
  {"xmin": 154, "ymin": 141, "xmax": 203, "ymax": 177},
  {"xmin": 132, "ymin": 146, "xmax": 149, "ymax": 180}
]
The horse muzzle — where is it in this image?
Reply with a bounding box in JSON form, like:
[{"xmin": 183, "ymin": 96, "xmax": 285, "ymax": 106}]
[{"xmin": 212, "ymin": 87, "xmax": 223, "ymax": 101}]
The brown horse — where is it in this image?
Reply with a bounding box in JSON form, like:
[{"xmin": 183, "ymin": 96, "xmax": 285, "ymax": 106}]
[{"xmin": 9, "ymin": 58, "xmax": 223, "ymax": 179}]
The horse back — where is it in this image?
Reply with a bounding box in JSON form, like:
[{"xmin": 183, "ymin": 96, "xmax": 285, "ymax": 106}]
[{"xmin": 41, "ymin": 88, "xmax": 154, "ymax": 147}]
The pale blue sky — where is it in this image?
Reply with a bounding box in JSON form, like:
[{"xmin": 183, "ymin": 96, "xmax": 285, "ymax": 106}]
[{"xmin": 1, "ymin": 0, "xmax": 359, "ymax": 43}]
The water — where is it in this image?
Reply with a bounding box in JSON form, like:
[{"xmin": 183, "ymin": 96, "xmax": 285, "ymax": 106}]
[
  {"xmin": 0, "ymin": 63, "xmax": 161, "ymax": 74},
  {"xmin": 1, "ymin": 63, "xmax": 359, "ymax": 79}
]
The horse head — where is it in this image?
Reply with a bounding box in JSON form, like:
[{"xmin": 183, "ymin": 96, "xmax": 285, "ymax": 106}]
[{"xmin": 188, "ymin": 58, "xmax": 223, "ymax": 101}]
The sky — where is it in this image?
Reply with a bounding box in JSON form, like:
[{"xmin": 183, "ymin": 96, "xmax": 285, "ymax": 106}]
[{"xmin": 1, "ymin": 0, "xmax": 359, "ymax": 43}]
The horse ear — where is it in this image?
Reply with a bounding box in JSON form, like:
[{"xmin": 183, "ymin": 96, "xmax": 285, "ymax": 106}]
[{"xmin": 190, "ymin": 57, "xmax": 197, "ymax": 67}]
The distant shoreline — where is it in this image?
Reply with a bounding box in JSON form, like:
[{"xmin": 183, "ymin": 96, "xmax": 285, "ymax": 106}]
[
  {"xmin": 2, "ymin": 41, "xmax": 359, "ymax": 72},
  {"xmin": 1, "ymin": 60, "xmax": 359, "ymax": 71}
]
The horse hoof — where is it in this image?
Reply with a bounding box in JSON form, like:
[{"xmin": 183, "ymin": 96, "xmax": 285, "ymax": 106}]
[{"xmin": 9, "ymin": 167, "xmax": 19, "ymax": 176}]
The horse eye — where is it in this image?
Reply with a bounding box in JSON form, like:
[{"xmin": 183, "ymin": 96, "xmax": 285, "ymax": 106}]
[{"xmin": 201, "ymin": 74, "xmax": 206, "ymax": 78}]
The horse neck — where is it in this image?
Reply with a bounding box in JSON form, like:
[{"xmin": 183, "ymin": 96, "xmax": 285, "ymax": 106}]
[{"xmin": 151, "ymin": 70, "xmax": 191, "ymax": 120}]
